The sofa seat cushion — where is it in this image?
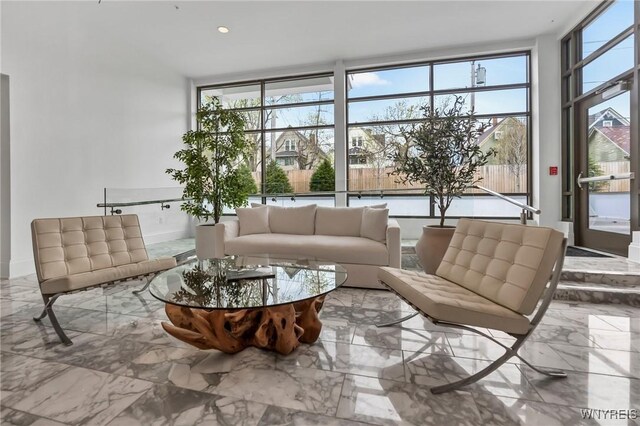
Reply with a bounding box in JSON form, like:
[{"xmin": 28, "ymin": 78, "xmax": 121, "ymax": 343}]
[
  {"xmin": 226, "ymin": 234, "xmax": 389, "ymax": 266},
  {"xmin": 378, "ymin": 267, "xmax": 530, "ymax": 335},
  {"xmin": 40, "ymin": 257, "xmax": 177, "ymax": 295}
]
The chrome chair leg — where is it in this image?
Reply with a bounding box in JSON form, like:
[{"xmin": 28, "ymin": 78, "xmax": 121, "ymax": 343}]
[
  {"xmin": 34, "ymin": 293, "xmax": 72, "ymax": 346},
  {"xmin": 375, "ymin": 311, "xmax": 418, "ymax": 328},
  {"xmin": 132, "ymin": 277, "xmax": 152, "ymax": 295}
]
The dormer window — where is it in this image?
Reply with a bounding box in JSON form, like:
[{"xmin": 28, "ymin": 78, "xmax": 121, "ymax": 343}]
[{"xmin": 284, "ymin": 139, "xmax": 296, "ymax": 151}]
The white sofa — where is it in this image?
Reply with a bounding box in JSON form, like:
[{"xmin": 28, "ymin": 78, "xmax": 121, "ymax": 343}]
[{"xmin": 214, "ymin": 204, "xmax": 401, "ymax": 289}]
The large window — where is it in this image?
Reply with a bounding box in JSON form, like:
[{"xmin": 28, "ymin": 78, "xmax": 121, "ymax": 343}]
[
  {"xmin": 199, "ymin": 75, "xmax": 335, "ymax": 206},
  {"xmin": 346, "ymin": 53, "xmax": 531, "ymax": 217},
  {"xmin": 561, "ymin": 0, "xmax": 638, "ymax": 222}
]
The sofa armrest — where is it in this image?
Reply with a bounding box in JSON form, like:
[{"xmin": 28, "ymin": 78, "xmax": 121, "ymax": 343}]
[
  {"xmin": 214, "ymin": 219, "xmax": 240, "ymax": 258},
  {"xmin": 386, "ymin": 219, "xmax": 401, "ymax": 268}
]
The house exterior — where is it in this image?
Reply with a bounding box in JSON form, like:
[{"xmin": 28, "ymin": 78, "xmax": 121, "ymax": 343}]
[
  {"xmin": 478, "ymin": 117, "xmax": 527, "ymax": 165},
  {"xmin": 587, "ymin": 107, "xmax": 630, "ymax": 162},
  {"xmin": 270, "ymin": 128, "xmax": 328, "ymax": 170},
  {"xmin": 348, "ymin": 127, "xmax": 388, "ymax": 168}
]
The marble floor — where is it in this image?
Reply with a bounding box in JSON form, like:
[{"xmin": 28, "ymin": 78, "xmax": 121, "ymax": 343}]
[{"xmin": 1, "ymin": 271, "xmax": 640, "ymax": 425}]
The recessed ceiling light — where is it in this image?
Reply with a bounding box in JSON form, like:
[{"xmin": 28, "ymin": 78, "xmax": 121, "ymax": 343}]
[{"xmin": 218, "ymin": 26, "xmax": 230, "ymax": 34}]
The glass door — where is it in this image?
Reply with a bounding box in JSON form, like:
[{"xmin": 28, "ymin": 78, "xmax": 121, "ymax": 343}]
[{"xmin": 576, "ymin": 88, "xmax": 633, "ymax": 255}]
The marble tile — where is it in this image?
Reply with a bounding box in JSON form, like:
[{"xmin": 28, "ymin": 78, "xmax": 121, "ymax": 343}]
[
  {"xmin": 521, "ymin": 365, "xmax": 640, "ymax": 408},
  {"xmin": 257, "ymin": 405, "xmax": 370, "ymax": 426},
  {"xmin": 0, "ymin": 353, "xmax": 70, "ymax": 401},
  {"xmin": 166, "ymin": 348, "xmax": 277, "ymax": 393},
  {"xmin": 107, "ymin": 383, "xmax": 267, "ymax": 426},
  {"xmin": 323, "ymin": 288, "xmax": 366, "ymax": 309},
  {"xmin": 540, "ymin": 309, "xmax": 622, "ymax": 331},
  {"xmin": 450, "ymin": 335, "xmax": 574, "ymax": 371},
  {"xmin": 587, "ymin": 330, "xmax": 640, "ymax": 352},
  {"xmin": 360, "ymin": 290, "xmax": 414, "ymax": 312},
  {"xmin": 595, "ymin": 315, "xmax": 640, "ymax": 333},
  {"xmin": 276, "ymin": 341, "xmax": 405, "ymax": 381},
  {"xmin": 336, "ymin": 374, "xmax": 483, "ymax": 425},
  {"xmin": 550, "ymin": 343, "xmax": 640, "ymax": 378},
  {"xmin": 317, "ymin": 318, "xmax": 357, "ymax": 344},
  {"xmin": 320, "ymin": 305, "xmax": 403, "ymax": 325},
  {"xmin": 2, "ymin": 365, "xmax": 153, "ymax": 425},
  {"xmin": 526, "ymin": 324, "xmax": 597, "ymax": 347},
  {"xmin": 213, "ymin": 366, "xmax": 344, "ymax": 416},
  {"xmin": 471, "ymin": 393, "xmax": 598, "ymax": 426},
  {"xmin": 0, "ymin": 298, "xmax": 39, "ymax": 319},
  {"xmin": 0, "ymin": 407, "xmax": 68, "ymax": 426},
  {"xmin": 402, "ymin": 352, "xmax": 543, "ymax": 401},
  {"xmin": 113, "ymin": 344, "xmax": 204, "ymax": 384},
  {"xmin": 0, "ymin": 319, "xmax": 82, "ymax": 357},
  {"xmin": 351, "ymin": 324, "xmax": 452, "ymax": 354},
  {"xmin": 0, "ymin": 283, "xmax": 42, "ymax": 304}
]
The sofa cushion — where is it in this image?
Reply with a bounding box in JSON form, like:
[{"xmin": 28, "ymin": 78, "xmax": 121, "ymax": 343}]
[
  {"xmin": 40, "ymin": 257, "xmax": 176, "ymax": 295},
  {"xmin": 226, "ymin": 233, "xmax": 389, "ymax": 266},
  {"xmin": 236, "ymin": 205, "xmax": 270, "ymax": 236},
  {"xmin": 268, "ymin": 204, "xmax": 317, "ymax": 235},
  {"xmin": 315, "ymin": 207, "xmax": 363, "ymax": 237},
  {"xmin": 378, "ymin": 267, "xmax": 530, "ymax": 335},
  {"xmin": 361, "ymin": 207, "xmax": 388, "ymax": 242},
  {"xmin": 436, "ymin": 218, "xmax": 564, "ymax": 315}
]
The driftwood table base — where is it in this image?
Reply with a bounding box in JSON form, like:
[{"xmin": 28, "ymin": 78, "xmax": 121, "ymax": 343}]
[{"xmin": 161, "ymin": 296, "xmax": 325, "ymax": 355}]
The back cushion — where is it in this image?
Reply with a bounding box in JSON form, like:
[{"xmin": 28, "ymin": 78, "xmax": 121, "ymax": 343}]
[
  {"xmin": 236, "ymin": 206, "xmax": 270, "ymax": 236},
  {"xmin": 268, "ymin": 204, "xmax": 317, "ymax": 235},
  {"xmin": 436, "ymin": 218, "xmax": 564, "ymax": 315},
  {"xmin": 31, "ymin": 215, "xmax": 149, "ymax": 282},
  {"xmin": 315, "ymin": 207, "xmax": 363, "ymax": 237}
]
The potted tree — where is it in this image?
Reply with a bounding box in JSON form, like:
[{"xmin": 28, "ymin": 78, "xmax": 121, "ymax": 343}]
[
  {"xmin": 167, "ymin": 98, "xmax": 254, "ymax": 259},
  {"xmin": 390, "ymin": 96, "xmax": 494, "ymax": 273}
]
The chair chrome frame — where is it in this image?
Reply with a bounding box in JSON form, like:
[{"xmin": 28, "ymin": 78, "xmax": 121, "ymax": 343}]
[
  {"xmin": 377, "ymin": 238, "xmax": 568, "ymax": 394},
  {"xmin": 33, "ymin": 273, "xmax": 159, "ymax": 346}
]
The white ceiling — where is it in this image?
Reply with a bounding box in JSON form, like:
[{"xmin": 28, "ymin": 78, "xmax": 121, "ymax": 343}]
[{"xmin": 6, "ymin": 0, "xmax": 598, "ymax": 79}]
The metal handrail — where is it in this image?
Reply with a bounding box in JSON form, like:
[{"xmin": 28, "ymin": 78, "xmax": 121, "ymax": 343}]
[
  {"xmin": 576, "ymin": 171, "xmax": 634, "ymax": 189},
  {"xmin": 474, "ymin": 185, "xmax": 540, "ymax": 224},
  {"xmin": 98, "ymin": 186, "xmax": 540, "ymax": 223}
]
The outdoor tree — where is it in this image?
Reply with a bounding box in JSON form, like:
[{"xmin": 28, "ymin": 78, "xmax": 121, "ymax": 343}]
[
  {"xmin": 494, "ymin": 118, "xmax": 527, "ymax": 192},
  {"xmin": 237, "ymin": 164, "xmax": 258, "ymax": 195},
  {"xmin": 265, "ymin": 160, "xmax": 294, "ymax": 193},
  {"xmin": 389, "ymin": 96, "xmax": 494, "ymax": 227},
  {"xmin": 309, "ymin": 159, "xmax": 335, "ymax": 192}
]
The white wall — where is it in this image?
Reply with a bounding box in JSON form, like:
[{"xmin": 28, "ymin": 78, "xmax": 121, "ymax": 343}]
[
  {"xmin": 531, "ymin": 35, "xmax": 565, "ymax": 232},
  {"xmin": 2, "ymin": 2, "xmax": 190, "ymax": 277}
]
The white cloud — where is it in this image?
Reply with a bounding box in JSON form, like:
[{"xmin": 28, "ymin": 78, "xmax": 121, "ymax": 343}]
[{"xmin": 350, "ymin": 72, "xmax": 390, "ymax": 88}]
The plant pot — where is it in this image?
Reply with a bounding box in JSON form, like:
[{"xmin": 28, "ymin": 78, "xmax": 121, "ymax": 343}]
[
  {"xmin": 415, "ymin": 225, "xmax": 456, "ymax": 275},
  {"xmin": 195, "ymin": 223, "xmax": 220, "ymax": 260}
]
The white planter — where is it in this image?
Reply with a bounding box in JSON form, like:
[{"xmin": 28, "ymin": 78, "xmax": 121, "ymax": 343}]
[
  {"xmin": 195, "ymin": 223, "xmax": 219, "ymax": 260},
  {"xmin": 415, "ymin": 226, "xmax": 456, "ymax": 274}
]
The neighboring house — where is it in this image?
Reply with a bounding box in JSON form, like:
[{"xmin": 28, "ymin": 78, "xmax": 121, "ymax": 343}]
[
  {"xmin": 270, "ymin": 128, "xmax": 328, "ymax": 170},
  {"xmin": 348, "ymin": 127, "xmax": 388, "ymax": 168},
  {"xmin": 478, "ymin": 117, "xmax": 527, "ymax": 165},
  {"xmin": 587, "ymin": 107, "xmax": 630, "ymax": 162}
]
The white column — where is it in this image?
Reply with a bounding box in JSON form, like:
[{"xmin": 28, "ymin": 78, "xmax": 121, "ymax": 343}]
[
  {"xmin": 531, "ymin": 35, "xmax": 563, "ymax": 228},
  {"xmin": 333, "ymin": 60, "xmax": 347, "ymax": 207},
  {"xmin": 0, "ymin": 74, "xmax": 10, "ymax": 278},
  {"xmin": 629, "ymin": 232, "xmax": 640, "ymax": 264}
]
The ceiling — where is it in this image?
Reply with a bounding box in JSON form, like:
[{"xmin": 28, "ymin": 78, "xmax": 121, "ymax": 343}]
[{"xmin": 5, "ymin": 0, "xmax": 598, "ymax": 79}]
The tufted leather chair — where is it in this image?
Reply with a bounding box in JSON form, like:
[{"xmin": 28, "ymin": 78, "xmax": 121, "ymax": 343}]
[
  {"xmin": 378, "ymin": 218, "xmax": 567, "ymax": 394},
  {"xmin": 30, "ymin": 214, "xmax": 177, "ymax": 345}
]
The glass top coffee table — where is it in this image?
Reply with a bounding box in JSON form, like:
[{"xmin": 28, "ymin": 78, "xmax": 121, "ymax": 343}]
[{"xmin": 149, "ymin": 254, "xmax": 347, "ymax": 355}]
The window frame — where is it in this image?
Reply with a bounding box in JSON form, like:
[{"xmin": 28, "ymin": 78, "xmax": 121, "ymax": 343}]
[{"xmin": 345, "ymin": 51, "xmax": 532, "ymax": 219}]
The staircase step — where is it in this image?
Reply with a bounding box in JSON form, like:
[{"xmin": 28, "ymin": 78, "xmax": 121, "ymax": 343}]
[
  {"xmin": 560, "ymin": 271, "xmax": 640, "ymax": 286},
  {"xmin": 554, "ymin": 281, "xmax": 640, "ymax": 307}
]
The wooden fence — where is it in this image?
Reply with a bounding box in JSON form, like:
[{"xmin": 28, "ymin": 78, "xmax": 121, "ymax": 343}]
[
  {"xmin": 594, "ymin": 161, "xmax": 629, "ymax": 192},
  {"xmin": 251, "ymin": 161, "xmax": 629, "ymax": 194}
]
